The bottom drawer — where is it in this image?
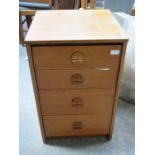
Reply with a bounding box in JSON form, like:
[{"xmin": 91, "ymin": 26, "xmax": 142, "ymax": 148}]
[{"xmin": 43, "ymin": 114, "xmax": 111, "ymax": 137}]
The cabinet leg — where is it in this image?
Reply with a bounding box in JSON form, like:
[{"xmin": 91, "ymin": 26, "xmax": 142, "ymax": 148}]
[
  {"xmin": 42, "ymin": 136, "xmax": 48, "ymax": 144},
  {"xmin": 107, "ymin": 134, "xmax": 112, "ymax": 140}
]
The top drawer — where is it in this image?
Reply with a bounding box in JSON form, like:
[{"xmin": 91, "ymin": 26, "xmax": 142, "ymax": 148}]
[{"xmin": 32, "ymin": 45, "xmax": 122, "ymax": 70}]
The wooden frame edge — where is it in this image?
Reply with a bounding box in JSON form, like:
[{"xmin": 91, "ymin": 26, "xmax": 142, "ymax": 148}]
[
  {"xmin": 20, "ymin": 10, "xmax": 36, "ymax": 16},
  {"xmin": 26, "ymin": 44, "xmax": 47, "ymax": 143},
  {"xmin": 25, "ymin": 39, "xmax": 128, "ymax": 45},
  {"xmin": 109, "ymin": 41, "xmax": 128, "ymax": 139}
]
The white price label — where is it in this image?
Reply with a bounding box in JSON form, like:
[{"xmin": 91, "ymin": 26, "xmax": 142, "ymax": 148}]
[{"xmin": 110, "ymin": 50, "xmax": 120, "ymax": 55}]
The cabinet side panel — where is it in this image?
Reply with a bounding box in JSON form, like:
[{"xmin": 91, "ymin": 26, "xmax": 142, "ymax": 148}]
[
  {"xmin": 109, "ymin": 41, "xmax": 128, "ymax": 138},
  {"xmin": 26, "ymin": 44, "xmax": 46, "ymax": 143}
]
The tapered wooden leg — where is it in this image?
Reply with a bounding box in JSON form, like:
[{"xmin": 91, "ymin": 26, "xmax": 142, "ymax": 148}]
[
  {"xmin": 19, "ymin": 12, "xmax": 24, "ymax": 45},
  {"xmin": 58, "ymin": 0, "xmax": 61, "ymax": 9},
  {"xmin": 81, "ymin": 0, "xmax": 87, "ymax": 9},
  {"xmin": 26, "ymin": 15, "xmax": 32, "ymax": 28},
  {"xmin": 54, "ymin": 0, "xmax": 58, "ymax": 9}
]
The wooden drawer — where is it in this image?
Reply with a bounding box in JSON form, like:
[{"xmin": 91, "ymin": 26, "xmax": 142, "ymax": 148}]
[
  {"xmin": 36, "ymin": 69, "xmax": 118, "ymax": 89},
  {"xmin": 43, "ymin": 114, "xmax": 111, "ymax": 137},
  {"xmin": 32, "ymin": 45, "xmax": 122, "ymax": 70},
  {"xmin": 39, "ymin": 89, "xmax": 115, "ymax": 115}
]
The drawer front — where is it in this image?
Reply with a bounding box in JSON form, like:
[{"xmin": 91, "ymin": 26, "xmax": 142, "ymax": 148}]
[
  {"xmin": 32, "ymin": 45, "xmax": 121, "ymax": 70},
  {"xmin": 39, "ymin": 89, "xmax": 115, "ymax": 115},
  {"xmin": 43, "ymin": 114, "xmax": 111, "ymax": 137},
  {"xmin": 36, "ymin": 69, "xmax": 118, "ymax": 89}
]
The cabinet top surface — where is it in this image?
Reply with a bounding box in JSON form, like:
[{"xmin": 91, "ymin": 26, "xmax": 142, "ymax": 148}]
[{"xmin": 25, "ymin": 10, "xmax": 128, "ymax": 44}]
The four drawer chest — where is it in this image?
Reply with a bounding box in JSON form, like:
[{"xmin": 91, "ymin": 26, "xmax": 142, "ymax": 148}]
[{"xmin": 25, "ymin": 9, "xmax": 128, "ymax": 142}]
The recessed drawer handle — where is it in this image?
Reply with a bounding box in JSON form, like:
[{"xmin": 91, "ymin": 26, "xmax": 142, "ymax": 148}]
[
  {"xmin": 71, "ymin": 74, "xmax": 83, "ymax": 84},
  {"xmin": 72, "ymin": 121, "xmax": 83, "ymax": 130},
  {"xmin": 71, "ymin": 51, "xmax": 85, "ymax": 64},
  {"xmin": 72, "ymin": 97, "xmax": 83, "ymax": 107}
]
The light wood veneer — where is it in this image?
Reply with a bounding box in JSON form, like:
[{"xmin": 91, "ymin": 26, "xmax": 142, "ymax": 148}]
[
  {"xmin": 39, "ymin": 89, "xmax": 115, "ymax": 115},
  {"xmin": 32, "ymin": 45, "xmax": 122, "ymax": 69},
  {"xmin": 25, "ymin": 10, "xmax": 128, "ymax": 142},
  {"xmin": 43, "ymin": 114, "xmax": 111, "ymax": 137}
]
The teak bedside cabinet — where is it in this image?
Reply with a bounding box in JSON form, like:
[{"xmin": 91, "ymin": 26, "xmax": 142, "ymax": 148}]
[{"xmin": 25, "ymin": 10, "xmax": 128, "ymax": 143}]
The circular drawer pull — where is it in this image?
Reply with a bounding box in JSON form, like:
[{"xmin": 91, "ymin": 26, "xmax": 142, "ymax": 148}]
[
  {"xmin": 72, "ymin": 121, "xmax": 83, "ymax": 130},
  {"xmin": 71, "ymin": 74, "xmax": 83, "ymax": 84},
  {"xmin": 71, "ymin": 51, "xmax": 85, "ymax": 64},
  {"xmin": 71, "ymin": 97, "xmax": 83, "ymax": 107}
]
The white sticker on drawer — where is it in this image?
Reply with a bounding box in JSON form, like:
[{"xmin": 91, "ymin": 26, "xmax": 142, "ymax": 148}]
[{"xmin": 110, "ymin": 50, "xmax": 120, "ymax": 55}]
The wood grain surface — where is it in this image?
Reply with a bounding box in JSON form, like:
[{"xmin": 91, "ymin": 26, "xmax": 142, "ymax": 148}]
[
  {"xmin": 25, "ymin": 10, "xmax": 128, "ymax": 43},
  {"xmin": 36, "ymin": 69, "xmax": 119, "ymax": 89},
  {"xmin": 39, "ymin": 89, "xmax": 115, "ymax": 115},
  {"xmin": 43, "ymin": 114, "xmax": 111, "ymax": 137},
  {"xmin": 25, "ymin": 9, "xmax": 128, "ymax": 141},
  {"xmin": 32, "ymin": 45, "xmax": 121, "ymax": 70}
]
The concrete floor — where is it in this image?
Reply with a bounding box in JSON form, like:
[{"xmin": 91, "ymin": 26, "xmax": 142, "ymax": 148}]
[{"xmin": 19, "ymin": 45, "xmax": 135, "ymax": 155}]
